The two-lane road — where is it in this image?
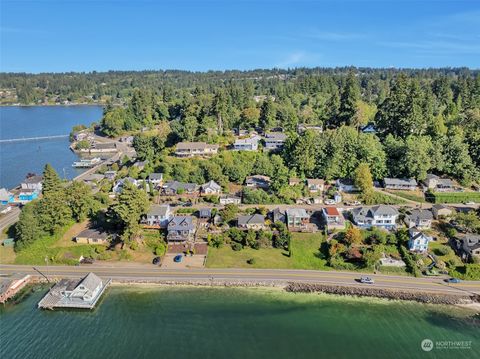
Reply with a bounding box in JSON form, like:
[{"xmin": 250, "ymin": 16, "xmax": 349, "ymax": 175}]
[{"xmin": 1, "ymin": 264, "xmax": 479, "ymax": 296}]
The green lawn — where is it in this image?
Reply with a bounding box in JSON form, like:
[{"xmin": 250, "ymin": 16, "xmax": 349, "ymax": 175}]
[
  {"xmin": 14, "ymin": 223, "xmax": 104, "ymax": 265},
  {"xmin": 387, "ymin": 190, "xmax": 426, "ymax": 203},
  {"xmin": 206, "ymin": 232, "xmax": 330, "ymax": 270},
  {"xmin": 428, "ymin": 240, "xmax": 463, "ymax": 267}
]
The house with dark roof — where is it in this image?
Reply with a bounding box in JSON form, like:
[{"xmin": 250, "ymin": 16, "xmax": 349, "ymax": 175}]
[
  {"xmin": 237, "ymin": 214, "xmax": 266, "ymax": 230},
  {"xmin": 456, "ymin": 234, "xmax": 480, "ymax": 262},
  {"xmin": 143, "ymin": 205, "xmax": 172, "ymax": 228},
  {"xmin": 75, "ymin": 228, "xmax": 111, "ymax": 245},
  {"xmin": 405, "ymin": 209, "xmax": 433, "ymax": 229},
  {"xmin": 162, "ymin": 181, "xmax": 199, "ymax": 196},
  {"xmin": 198, "ymin": 208, "xmax": 213, "ymax": 219},
  {"xmin": 175, "ymin": 142, "xmax": 219, "ymax": 157},
  {"xmin": 335, "ymin": 179, "xmax": 358, "ymax": 192},
  {"xmin": 270, "ymin": 208, "xmax": 286, "ymax": 224},
  {"xmin": 408, "ymin": 228, "xmax": 432, "ymax": 253},
  {"xmin": 361, "ymin": 123, "xmax": 377, "ymax": 134},
  {"xmin": 351, "ymin": 205, "xmax": 399, "ymax": 229},
  {"xmin": 167, "ymin": 216, "xmax": 195, "ymax": 241},
  {"xmin": 383, "ymin": 178, "xmax": 418, "ymax": 191}
]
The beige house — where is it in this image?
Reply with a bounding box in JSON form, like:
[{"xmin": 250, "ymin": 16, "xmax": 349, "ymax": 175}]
[
  {"xmin": 175, "ymin": 142, "xmax": 219, "ymax": 157},
  {"xmin": 307, "ymin": 179, "xmax": 324, "ymax": 193},
  {"xmin": 75, "ymin": 229, "xmax": 111, "ymax": 245},
  {"xmin": 432, "ymin": 204, "xmax": 453, "ymax": 219}
]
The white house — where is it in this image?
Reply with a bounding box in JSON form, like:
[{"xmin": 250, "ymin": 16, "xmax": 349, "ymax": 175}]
[
  {"xmin": 408, "ymin": 228, "xmax": 432, "ymax": 253},
  {"xmin": 21, "ymin": 175, "xmax": 43, "ymax": 191},
  {"xmin": 233, "ymin": 135, "xmax": 261, "ymax": 151},
  {"xmin": 112, "ymin": 177, "xmax": 139, "ymax": 194},
  {"xmin": 201, "ymin": 180, "xmax": 222, "ymax": 195},
  {"xmin": 351, "ymin": 205, "xmax": 399, "ymax": 230},
  {"xmin": 148, "ymin": 173, "xmax": 164, "ymax": 188},
  {"xmin": 336, "ymin": 179, "xmax": 358, "ymax": 192},
  {"xmin": 219, "ymin": 196, "xmax": 241, "ymax": 205},
  {"xmin": 143, "ymin": 205, "xmax": 172, "ymax": 228}
]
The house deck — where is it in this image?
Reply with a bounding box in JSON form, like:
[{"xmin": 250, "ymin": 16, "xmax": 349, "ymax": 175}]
[{"xmin": 38, "ymin": 278, "xmax": 111, "ymax": 310}]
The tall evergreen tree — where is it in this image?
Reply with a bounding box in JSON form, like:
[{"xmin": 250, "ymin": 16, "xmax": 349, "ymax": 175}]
[
  {"xmin": 337, "ymin": 71, "xmax": 360, "ymax": 126},
  {"xmin": 42, "ymin": 163, "xmax": 61, "ymax": 197}
]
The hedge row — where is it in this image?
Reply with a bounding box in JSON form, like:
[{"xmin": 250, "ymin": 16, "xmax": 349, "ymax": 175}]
[{"xmin": 426, "ymin": 191, "xmax": 480, "ymax": 204}]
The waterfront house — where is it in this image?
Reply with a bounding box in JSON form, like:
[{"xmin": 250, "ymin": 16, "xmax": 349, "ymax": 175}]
[
  {"xmin": 175, "ymin": 142, "xmax": 219, "ymax": 157},
  {"xmin": 201, "ymin": 180, "xmax": 222, "ymax": 195},
  {"xmin": 286, "ymin": 208, "xmax": 310, "ymax": 230},
  {"xmin": 306, "ymin": 179, "xmax": 324, "ymax": 193},
  {"xmin": 270, "ymin": 208, "xmax": 286, "ymax": 224},
  {"xmin": 148, "ymin": 173, "xmax": 164, "ymax": 188},
  {"xmin": 264, "ymin": 132, "xmax": 287, "ymax": 151},
  {"xmin": 167, "ymin": 216, "xmax": 195, "ymax": 241},
  {"xmin": 143, "ymin": 205, "xmax": 172, "ymax": 228},
  {"xmin": 432, "ymin": 204, "xmax": 453, "ymax": 219},
  {"xmin": 112, "ymin": 177, "xmax": 139, "ymax": 194},
  {"xmin": 38, "ymin": 272, "xmax": 109, "ymax": 309},
  {"xmin": 408, "ymin": 228, "xmax": 432, "ymax": 253},
  {"xmin": 383, "ymin": 178, "xmax": 418, "ymax": 191},
  {"xmin": 456, "ymin": 234, "xmax": 480, "ymax": 261},
  {"xmin": 75, "ymin": 228, "xmax": 111, "ymax": 245},
  {"xmin": 322, "ymin": 207, "xmax": 345, "ymax": 231},
  {"xmin": 351, "ymin": 205, "xmax": 399, "ymax": 230},
  {"xmin": 219, "ymin": 195, "xmax": 241, "ymax": 205},
  {"xmin": 335, "ymin": 179, "xmax": 358, "ymax": 193},
  {"xmin": 245, "ymin": 175, "xmax": 271, "ymax": 190},
  {"xmin": 162, "ymin": 181, "xmax": 199, "ymax": 196},
  {"xmin": 21, "ymin": 175, "xmax": 43, "ymax": 191},
  {"xmin": 404, "ymin": 209, "xmax": 433, "ymax": 229},
  {"xmin": 0, "ymin": 188, "xmax": 14, "ymax": 205},
  {"xmin": 233, "ymin": 135, "xmax": 260, "ymax": 151},
  {"xmin": 237, "ymin": 214, "xmax": 266, "ymax": 230},
  {"xmin": 423, "ymin": 174, "xmax": 456, "ymax": 192},
  {"xmin": 18, "ymin": 189, "xmax": 39, "ymax": 203},
  {"xmin": 73, "ymin": 130, "xmax": 91, "ymax": 141},
  {"xmin": 0, "ymin": 275, "xmax": 31, "ymax": 304}
]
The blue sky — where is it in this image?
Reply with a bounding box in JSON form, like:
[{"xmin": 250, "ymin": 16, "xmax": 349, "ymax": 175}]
[{"xmin": 1, "ymin": 0, "xmax": 479, "ymax": 72}]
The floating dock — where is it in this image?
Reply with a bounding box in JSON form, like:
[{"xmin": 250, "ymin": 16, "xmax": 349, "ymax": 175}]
[{"xmin": 38, "ymin": 272, "xmax": 111, "ymax": 310}]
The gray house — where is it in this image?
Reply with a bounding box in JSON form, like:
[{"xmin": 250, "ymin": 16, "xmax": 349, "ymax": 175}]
[
  {"xmin": 201, "ymin": 180, "xmax": 222, "ymax": 195},
  {"xmin": 423, "ymin": 174, "xmax": 456, "ymax": 192},
  {"xmin": 383, "ymin": 178, "xmax": 417, "ymax": 191},
  {"xmin": 162, "ymin": 181, "xmax": 199, "ymax": 195},
  {"xmin": 457, "ymin": 234, "xmax": 480, "ymax": 261},
  {"xmin": 270, "ymin": 208, "xmax": 286, "ymax": 224},
  {"xmin": 148, "ymin": 173, "xmax": 164, "ymax": 188},
  {"xmin": 405, "ymin": 209, "xmax": 433, "ymax": 229},
  {"xmin": 167, "ymin": 216, "xmax": 195, "ymax": 241},
  {"xmin": 237, "ymin": 214, "xmax": 266, "ymax": 230}
]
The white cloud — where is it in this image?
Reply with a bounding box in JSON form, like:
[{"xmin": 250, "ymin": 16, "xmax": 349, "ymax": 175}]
[{"xmin": 274, "ymin": 51, "xmax": 321, "ymax": 68}]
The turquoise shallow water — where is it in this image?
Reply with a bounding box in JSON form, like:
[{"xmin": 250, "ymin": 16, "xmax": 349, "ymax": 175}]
[{"xmin": 0, "ymin": 287, "xmax": 479, "ymax": 359}]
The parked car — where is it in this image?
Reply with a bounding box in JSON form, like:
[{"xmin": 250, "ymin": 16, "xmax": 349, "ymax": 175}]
[
  {"xmin": 325, "ymin": 199, "xmax": 336, "ymax": 205},
  {"xmin": 360, "ymin": 276, "xmax": 374, "ymax": 284},
  {"xmin": 80, "ymin": 257, "xmax": 95, "ymax": 264},
  {"xmin": 152, "ymin": 256, "xmax": 161, "ymax": 265},
  {"xmin": 445, "ymin": 277, "xmax": 461, "ymax": 284},
  {"xmin": 174, "ymin": 254, "xmax": 183, "ymax": 263}
]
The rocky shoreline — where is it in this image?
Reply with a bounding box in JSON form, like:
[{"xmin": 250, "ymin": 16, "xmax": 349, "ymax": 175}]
[{"xmin": 285, "ymin": 282, "xmax": 480, "ymax": 306}]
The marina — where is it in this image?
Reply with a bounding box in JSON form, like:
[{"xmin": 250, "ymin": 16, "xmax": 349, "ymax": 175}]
[{"xmin": 72, "ymin": 157, "xmax": 102, "ymax": 168}]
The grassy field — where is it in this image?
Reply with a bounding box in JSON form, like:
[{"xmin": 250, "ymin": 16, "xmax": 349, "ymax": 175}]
[
  {"xmin": 206, "ymin": 232, "xmax": 330, "ymax": 270},
  {"xmin": 387, "ymin": 190, "xmax": 426, "ymax": 203},
  {"xmin": 429, "ymin": 240, "xmax": 463, "ymax": 267}
]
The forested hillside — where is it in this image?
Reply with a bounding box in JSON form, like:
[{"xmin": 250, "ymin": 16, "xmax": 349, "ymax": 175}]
[{"xmin": 2, "ymin": 68, "xmax": 479, "ymax": 186}]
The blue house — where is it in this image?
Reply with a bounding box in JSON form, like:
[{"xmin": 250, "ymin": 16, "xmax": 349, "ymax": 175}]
[
  {"xmin": 0, "ymin": 188, "xmax": 14, "ymax": 205},
  {"xmin": 408, "ymin": 228, "xmax": 432, "ymax": 253},
  {"xmin": 19, "ymin": 190, "xmax": 39, "ymax": 203}
]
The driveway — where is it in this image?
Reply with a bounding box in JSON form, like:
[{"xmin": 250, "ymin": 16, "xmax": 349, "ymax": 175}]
[{"xmin": 161, "ymin": 254, "xmax": 206, "ymax": 269}]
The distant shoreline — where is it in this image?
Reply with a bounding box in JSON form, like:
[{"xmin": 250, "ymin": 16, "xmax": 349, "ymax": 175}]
[{"xmin": 0, "ymin": 103, "xmax": 104, "ymax": 107}]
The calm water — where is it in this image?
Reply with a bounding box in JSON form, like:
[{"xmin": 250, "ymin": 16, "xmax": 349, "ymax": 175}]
[
  {"xmin": 0, "ymin": 287, "xmax": 479, "ymax": 359},
  {"xmin": 0, "ymin": 106, "xmax": 103, "ymax": 189}
]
